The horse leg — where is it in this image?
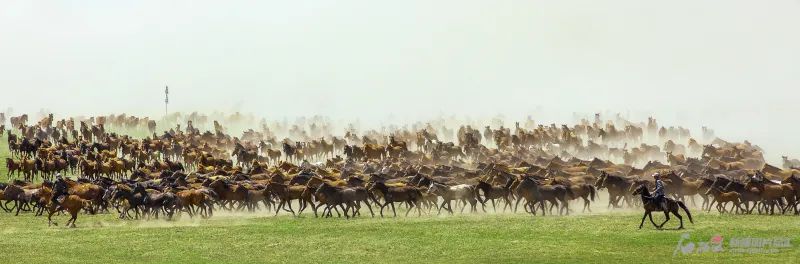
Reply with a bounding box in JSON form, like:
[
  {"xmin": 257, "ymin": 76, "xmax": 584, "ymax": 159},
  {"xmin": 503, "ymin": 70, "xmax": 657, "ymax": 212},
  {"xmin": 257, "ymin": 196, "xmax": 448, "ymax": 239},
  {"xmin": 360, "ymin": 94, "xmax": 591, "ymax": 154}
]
[
  {"xmin": 312, "ymin": 201, "xmax": 321, "ymax": 218},
  {"xmin": 0, "ymin": 201, "xmax": 9, "ymax": 213},
  {"xmin": 363, "ymin": 200, "xmax": 375, "ymax": 217},
  {"xmin": 15, "ymin": 201, "xmax": 22, "ymax": 216},
  {"xmin": 701, "ymin": 195, "xmax": 709, "ymax": 211},
  {"xmin": 287, "ymin": 200, "xmax": 296, "ymax": 216},
  {"xmin": 274, "ymin": 201, "xmax": 284, "ymax": 216},
  {"xmin": 470, "ymin": 199, "xmax": 477, "ymax": 213},
  {"xmin": 647, "ymin": 212, "xmax": 658, "ymax": 228},
  {"xmin": 297, "ymin": 199, "xmax": 307, "ymax": 215},
  {"xmin": 390, "ymin": 202, "xmax": 398, "ymax": 217},
  {"xmin": 320, "ymin": 204, "xmax": 329, "ymax": 218},
  {"xmin": 658, "ymin": 211, "xmax": 670, "ymax": 229},
  {"xmin": 639, "ymin": 212, "xmax": 649, "ymax": 229},
  {"xmin": 539, "ymin": 201, "xmax": 547, "ymax": 215},
  {"xmin": 673, "ymin": 210, "xmax": 684, "ymax": 229},
  {"xmin": 70, "ymin": 212, "xmax": 78, "ymax": 228},
  {"xmin": 623, "ymin": 195, "xmax": 633, "ymax": 208},
  {"xmin": 341, "ymin": 204, "xmax": 350, "ymax": 219},
  {"xmin": 446, "ymin": 200, "xmax": 454, "ymax": 215},
  {"xmin": 47, "ymin": 207, "xmax": 56, "ymax": 226},
  {"xmin": 580, "ymin": 197, "xmax": 587, "ymax": 213},
  {"xmin": 436, "ymin": 201, "xmax": 446, "ymax": 215},
  {"xmin": 707, "ymin": 198, "xmax": 716, "ymax": 212}
]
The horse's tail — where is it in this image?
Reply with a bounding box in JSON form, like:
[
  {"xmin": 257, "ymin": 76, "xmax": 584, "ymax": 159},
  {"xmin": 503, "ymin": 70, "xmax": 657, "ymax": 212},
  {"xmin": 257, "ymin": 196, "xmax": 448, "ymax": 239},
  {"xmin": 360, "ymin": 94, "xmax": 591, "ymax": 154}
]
[
  {"xmin": 588, "ymin": 185, "xmax": 597, "ymax": 202},
  {"xmin": 474, "ymin": 186, "xmax": 484, "ymax": 204},
  {"xmin": 677, "ymin": 201, "xmax": 694, "ymax": 224}
]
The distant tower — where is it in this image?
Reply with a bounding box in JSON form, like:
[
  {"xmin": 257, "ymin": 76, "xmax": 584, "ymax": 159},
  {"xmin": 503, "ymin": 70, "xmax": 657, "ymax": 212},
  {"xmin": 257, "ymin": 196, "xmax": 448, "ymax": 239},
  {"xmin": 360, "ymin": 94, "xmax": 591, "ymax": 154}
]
[{"xmin": 164, "ymin": 85, "xmax": 169, "ymax": 117}]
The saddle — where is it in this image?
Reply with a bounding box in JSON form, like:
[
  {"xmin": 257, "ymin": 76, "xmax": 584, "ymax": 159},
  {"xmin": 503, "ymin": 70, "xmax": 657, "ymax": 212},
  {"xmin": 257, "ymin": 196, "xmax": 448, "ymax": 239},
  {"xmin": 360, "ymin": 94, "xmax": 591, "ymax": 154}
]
[
  {"xmin": 646, "ymin": 195, "xmax": 672, "ymax": 211},
  {"xmin": 56, "ymin": 195, "xmax": 67, "ymax": 204}
]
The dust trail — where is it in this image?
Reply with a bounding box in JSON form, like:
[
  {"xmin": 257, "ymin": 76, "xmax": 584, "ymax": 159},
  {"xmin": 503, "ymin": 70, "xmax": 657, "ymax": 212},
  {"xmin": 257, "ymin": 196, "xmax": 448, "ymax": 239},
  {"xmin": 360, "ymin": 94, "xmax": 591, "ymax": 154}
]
[{"xmin": 33, "ymin": 191, "xmax": 712, "ymax": 230}]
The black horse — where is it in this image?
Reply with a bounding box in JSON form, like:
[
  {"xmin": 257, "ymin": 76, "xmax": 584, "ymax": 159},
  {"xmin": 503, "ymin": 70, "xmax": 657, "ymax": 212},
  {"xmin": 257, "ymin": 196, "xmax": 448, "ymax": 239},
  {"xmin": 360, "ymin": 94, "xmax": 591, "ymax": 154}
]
[{"xmin": 632, "ymin": 185, "xmax": 694, "ymax": 229}]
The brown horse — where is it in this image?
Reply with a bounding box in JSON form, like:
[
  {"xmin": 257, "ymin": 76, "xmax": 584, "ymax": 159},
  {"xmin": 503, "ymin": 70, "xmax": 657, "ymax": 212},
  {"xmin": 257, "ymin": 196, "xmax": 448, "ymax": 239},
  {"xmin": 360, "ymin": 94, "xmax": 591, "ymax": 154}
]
[
  {"xmin": 514, "ymin": 177, "xmax": 571, "ymax": 216},
  {"xmin": 632, "ymin": 185, "xmax": 693, "ymax": 229},
  {"xmin": 57, "ymin": 179, "xmax": 104, "ymax": 212},
  {"xmin": 172, "ymin": 188, "xmax": 216, "ymax": 218},
  {"xmin": 265, "ymin": 182, "xmax": 304, "ymax": 216},
  {"xmin": 3, "ymin": 184, "xmax": 37, "ymax": 215},
  {"xmin": 744, "ymin": 177, "xmax": 788, "ymax": 215},
  {"xmin": 314, "ymin": 183, "xmax": 355, "ymax": 218},
  {"xmin": 552, "ymin": 178, "xmax": 597, "ymax": 213},
  {"xmin": 782, "ymin": 174, "xmax": 800, "ymax": 214},
  {"xmin": 46, "ymin": 195, "xmax": 94, "ymax": 227},
  {"xmin": 5, "ymin": 158, "xmax": 20, "ymax": 178},
  {"xmin": 368, "ymin": 181, "xmax": 422, "ymax": 217},
  {"xmin": 662, "ymin": 171, "xmax": 702, "ymax": 206},
  {"xmin": 19, "ymin": 158, "xmax": 36, "ymax": 181},
  {"xmin": 595, "ymin": 171, "xmax": 633, "ymax": 208},
  {"xmin": 475, "ymin": 180, "xmax": 514, "ymax": 212},
  {"xmin": 208, "ymin": 179, "xmax": 249, "ymax": 210},
  {"xmin": 705, "ymin": 187, "xmax": 744, "ymax": 214}
]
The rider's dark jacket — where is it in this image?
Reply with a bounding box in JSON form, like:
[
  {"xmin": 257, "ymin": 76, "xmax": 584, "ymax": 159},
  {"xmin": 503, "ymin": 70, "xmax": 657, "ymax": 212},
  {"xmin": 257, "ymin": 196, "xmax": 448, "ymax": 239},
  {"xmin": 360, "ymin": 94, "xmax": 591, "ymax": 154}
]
[{"xmin": 654, "ymin": 179, "xmax": 665, "ymax": 197}]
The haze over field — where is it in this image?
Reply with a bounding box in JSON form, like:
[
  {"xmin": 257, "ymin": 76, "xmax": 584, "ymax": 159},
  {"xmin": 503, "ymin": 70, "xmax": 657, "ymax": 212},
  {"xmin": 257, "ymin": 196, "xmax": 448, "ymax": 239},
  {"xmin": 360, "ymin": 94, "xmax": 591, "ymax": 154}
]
[{"xmin": 1, "ymin": 1, "xmax": 799, "ymax": 163}]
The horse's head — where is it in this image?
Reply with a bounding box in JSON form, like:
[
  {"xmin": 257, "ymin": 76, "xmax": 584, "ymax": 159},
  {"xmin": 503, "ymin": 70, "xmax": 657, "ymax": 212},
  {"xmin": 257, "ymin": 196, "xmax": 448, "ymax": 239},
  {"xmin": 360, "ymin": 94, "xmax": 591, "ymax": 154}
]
[
  {"xmin": 595, "ymin": 173, "xmax": 607, "ymax": 189},
  {"xmin": 743, "ymin": 176, "xmax": 762, "ymax": 190},
  {"xmin": 632, "ymin": 184, "xmax": 648, "ymax": 196},
  {"xmin": 705, "ymin": 186, "xmax": 722, "ymax": 196},
  {"xmin": 427, "ymin": 182, "xmax": 446, "ymax": 195}
]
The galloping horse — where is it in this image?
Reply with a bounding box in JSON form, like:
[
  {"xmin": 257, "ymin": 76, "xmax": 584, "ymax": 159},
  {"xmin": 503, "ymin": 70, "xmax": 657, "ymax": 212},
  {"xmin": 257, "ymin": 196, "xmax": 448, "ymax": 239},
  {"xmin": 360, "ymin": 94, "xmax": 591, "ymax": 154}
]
[{"xmin": 632, "ymin": 185, "xmax": 693, "ymax": 229}]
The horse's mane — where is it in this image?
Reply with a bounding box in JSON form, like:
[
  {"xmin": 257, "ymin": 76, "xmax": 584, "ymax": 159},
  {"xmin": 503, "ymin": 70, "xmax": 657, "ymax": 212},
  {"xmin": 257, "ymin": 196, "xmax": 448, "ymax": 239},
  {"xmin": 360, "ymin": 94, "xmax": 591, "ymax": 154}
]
[
  {"xmin": 635, "ymin": 184, "xmax": 651, "ymax": 196},
  {"xmin": 604, "ymin": 173, "xmax": 628, "ymax": 183}
]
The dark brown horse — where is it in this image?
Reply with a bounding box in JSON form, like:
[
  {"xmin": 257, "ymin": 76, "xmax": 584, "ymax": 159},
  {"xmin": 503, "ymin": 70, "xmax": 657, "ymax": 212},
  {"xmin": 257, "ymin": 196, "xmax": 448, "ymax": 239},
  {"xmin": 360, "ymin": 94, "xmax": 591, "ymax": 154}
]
[
  {"xmin": 475, "ymin": 180, "xmax": 514, "ymax": 212},
  {"xmin": 632, "ymin": 185, "xmax": 693, "ymax": 229},
  {"xmin": 514, "ymin": 177, "xmax": 571, "ymax": 216},
  {"xmin": 368, "ymin": 181, "xmax": 422, "ymax": 217},
  {"xmin": 595, "ymin": 171, "xmax": 633, "ymax": 208}
]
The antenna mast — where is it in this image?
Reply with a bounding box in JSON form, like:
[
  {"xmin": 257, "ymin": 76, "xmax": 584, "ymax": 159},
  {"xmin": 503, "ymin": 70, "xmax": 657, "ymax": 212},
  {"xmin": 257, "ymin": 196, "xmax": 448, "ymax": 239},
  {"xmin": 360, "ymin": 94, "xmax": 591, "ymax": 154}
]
[{"xmin": 164, "ymin": 85, "xmax": 169, "ymax": 117}]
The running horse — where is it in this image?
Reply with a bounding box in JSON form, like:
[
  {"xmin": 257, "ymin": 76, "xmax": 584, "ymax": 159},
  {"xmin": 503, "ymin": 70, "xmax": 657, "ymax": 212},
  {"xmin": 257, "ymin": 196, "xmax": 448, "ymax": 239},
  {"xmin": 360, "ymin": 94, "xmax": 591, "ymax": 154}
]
[{"xmin": 632, "ymin": 185, "xmax": 693, "ymax": 229}]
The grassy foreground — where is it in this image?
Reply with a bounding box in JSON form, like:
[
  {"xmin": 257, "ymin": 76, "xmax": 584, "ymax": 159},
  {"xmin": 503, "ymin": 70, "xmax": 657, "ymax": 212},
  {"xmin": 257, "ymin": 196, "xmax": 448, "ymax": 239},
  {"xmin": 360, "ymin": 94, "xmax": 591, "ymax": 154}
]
[{"xmin": 0, "ymin": 210, "xmax": 798, "ymax": 263}]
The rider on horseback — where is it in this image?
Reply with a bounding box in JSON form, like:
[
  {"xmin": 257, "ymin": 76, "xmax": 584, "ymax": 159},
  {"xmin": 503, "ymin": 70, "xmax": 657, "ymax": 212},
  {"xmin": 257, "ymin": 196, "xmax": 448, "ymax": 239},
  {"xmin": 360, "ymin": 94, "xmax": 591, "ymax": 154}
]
[
  {"xmin": 651, "ymin": 173, "xmax": 666, "ymax": 210},
  {"xmin": 52, "ymin": 173, "xmax": 68, "ymax": 210}
]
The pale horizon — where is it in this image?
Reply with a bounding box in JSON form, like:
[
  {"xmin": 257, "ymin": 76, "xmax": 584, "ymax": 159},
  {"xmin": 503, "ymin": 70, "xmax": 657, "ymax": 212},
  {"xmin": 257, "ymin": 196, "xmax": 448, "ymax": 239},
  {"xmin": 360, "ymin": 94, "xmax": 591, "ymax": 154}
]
[{"xmin": 2, "ymin": 1, "xmax": 799, "ymax": 163}]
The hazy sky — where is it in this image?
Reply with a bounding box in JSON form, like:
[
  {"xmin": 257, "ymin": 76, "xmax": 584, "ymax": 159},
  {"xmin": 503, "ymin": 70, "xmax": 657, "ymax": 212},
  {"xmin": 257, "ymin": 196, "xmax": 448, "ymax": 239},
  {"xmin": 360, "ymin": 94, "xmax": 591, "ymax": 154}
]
[{"xmin": 1, "ymin": 1, "xmax": 799, "ymax": 162}]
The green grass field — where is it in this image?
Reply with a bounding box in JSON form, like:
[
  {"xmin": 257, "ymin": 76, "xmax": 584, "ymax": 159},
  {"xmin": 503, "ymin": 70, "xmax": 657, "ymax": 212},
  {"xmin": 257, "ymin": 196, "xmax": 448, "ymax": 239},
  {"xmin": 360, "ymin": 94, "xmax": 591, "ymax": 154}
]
[
  {"xmin": 0, "ymin": 210, "xmax": 798, "ymax": 263},
  {"xmin": 1, "ymin": 133, "xmax": 799, "ymax": 263}
]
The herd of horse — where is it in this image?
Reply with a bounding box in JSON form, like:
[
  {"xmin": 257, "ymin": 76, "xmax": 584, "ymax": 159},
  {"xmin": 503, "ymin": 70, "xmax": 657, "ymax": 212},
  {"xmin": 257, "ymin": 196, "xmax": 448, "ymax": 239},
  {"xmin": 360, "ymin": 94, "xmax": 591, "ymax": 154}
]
[{"xmin": 1, "ymin": 112, "xmax": 798, "ymax": 229}]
